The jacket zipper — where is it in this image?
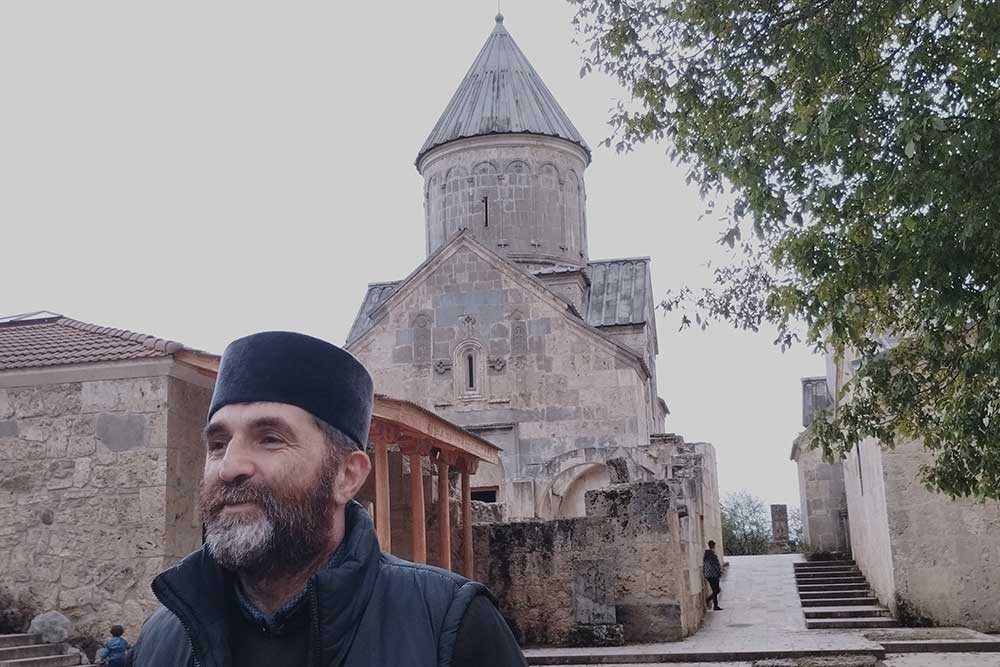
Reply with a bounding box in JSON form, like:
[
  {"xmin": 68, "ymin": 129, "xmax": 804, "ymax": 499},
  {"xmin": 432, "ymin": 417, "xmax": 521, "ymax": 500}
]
[
  {"xmin": 309, "ymin": 586, "xmax": 321, "ymax": 667},
  {"xmin": 152, "ymin": 582, "xmax": 203, "ymax": 667}
]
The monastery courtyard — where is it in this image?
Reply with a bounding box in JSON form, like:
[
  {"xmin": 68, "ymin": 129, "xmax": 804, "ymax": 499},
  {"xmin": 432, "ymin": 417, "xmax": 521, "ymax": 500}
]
[{"xmin": 523, "ymin": 554, "xmax": 1000, "ymax": 666}]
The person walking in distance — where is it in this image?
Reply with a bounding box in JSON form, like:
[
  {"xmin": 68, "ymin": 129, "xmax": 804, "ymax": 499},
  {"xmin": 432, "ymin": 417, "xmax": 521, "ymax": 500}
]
[{"xmin": 704, "ymin": 540, "xmax": 723, "ymax": 611}]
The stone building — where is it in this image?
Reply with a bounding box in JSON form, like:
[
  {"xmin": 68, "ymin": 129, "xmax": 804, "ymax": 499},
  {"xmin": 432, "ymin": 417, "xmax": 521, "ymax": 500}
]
[
  {"xmin": 793, "ymin": 355, "xmax": 1000, "ymax": 632},
  {"xmin": 0, "ymin": 312, "xmax": 216, "ymax": 639},
  {"xmin": 789, "ymin": 377, "xmax": 849, "ymax": 553},
  {"xmin": 476, "ymin": 440, "xmax": 722, "ymax": 647},
  {"xmin": 346, "ymin": 14, "xmax": 670, "ymax": 521}
]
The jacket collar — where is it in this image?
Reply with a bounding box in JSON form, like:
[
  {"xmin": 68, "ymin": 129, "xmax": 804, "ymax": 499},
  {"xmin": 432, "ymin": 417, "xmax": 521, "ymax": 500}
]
[{"xmin": 151, "ymin": 501, "xmax": 383, "ymax": 667}]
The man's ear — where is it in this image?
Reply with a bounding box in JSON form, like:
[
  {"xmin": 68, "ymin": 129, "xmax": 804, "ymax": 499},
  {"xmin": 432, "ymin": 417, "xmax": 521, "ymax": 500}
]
[{"xmin": 334, "ymin": 449, "xmax": 372, "ymax": 506}]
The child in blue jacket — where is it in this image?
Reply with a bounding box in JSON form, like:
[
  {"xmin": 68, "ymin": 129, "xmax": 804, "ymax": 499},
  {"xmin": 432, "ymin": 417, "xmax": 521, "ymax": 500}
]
[{"xmin": 99, "ymin": 625, "xmax": 130, "ymax": 667}]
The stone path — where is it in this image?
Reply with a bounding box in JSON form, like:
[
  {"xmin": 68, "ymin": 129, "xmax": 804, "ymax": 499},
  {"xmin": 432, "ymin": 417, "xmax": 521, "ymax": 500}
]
[
  {"xmin": 886, "ymin": 656, "xmax": 1000, "ymax": 667},
  {"xmin": 525, "ymin": 554, "xmax": 884, "ymax": 662}
]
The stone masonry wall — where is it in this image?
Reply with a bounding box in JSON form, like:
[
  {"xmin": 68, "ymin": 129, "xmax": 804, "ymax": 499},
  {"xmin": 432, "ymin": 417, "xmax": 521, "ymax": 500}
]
[
  {"xmin": 0, "ymin": 371, "xmax": 210, "ymax": 640},
  {"xmin": 474, "ymin": 480, "xmax": 701, "ymax": 647},
  {"xmin": 164, "ymin": 377, "xmax": 211, "ymax": 564},
  {"xmin": 348, "ymin": 242, "xmax": 652, "ymax": 519},
  {"xmin": 419, "ymin": 135, "xmax": 589, "ymax": 267},
  {"xmin": 844, "ymin": 437, "xmax": 897, "ymax": 615},
  {"xmin": 793, "ymin": 432, "xmax": 848, "ymax": 553},
  {"xmin": 882, "ymin": 439, "xmax": 1000, "ymax": 631}
]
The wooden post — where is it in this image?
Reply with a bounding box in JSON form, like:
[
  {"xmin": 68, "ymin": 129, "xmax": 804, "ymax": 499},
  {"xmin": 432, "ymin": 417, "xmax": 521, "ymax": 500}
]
[
  {"xmin": 374, "ymin": 440, "xmax": 391, "ymax": 552},
  {"xmin": 409, "ymin": 452, "xmax": 427, "ymax": 564},
  {"xmin": 437, "ymin": 461, "xmax": 451, "ymax": 571},
  {"xmin": 462, "ymin": 468, "xmax": 473, "ymax": 579}
]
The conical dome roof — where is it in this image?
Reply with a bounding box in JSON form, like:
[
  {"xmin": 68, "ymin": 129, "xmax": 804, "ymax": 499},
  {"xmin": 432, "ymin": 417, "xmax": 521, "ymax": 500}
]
[{"xmin": 417, "ymin": 14, "xmax": 590, "ymax": 166}]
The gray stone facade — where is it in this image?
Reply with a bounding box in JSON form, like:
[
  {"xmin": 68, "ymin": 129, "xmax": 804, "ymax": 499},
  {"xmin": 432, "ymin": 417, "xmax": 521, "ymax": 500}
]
[
  {"xmin": 791, "ymin": 376, "xmax": 849, "ymax": 553},
  {"xmin": 474, "ymin": 438, "xmax": 722, "ymax": 646},
  {"xmin": 347, "ymin": 236, "xmax": 658, "ymax": 519},
  {"xmin": 0, "ymin": 361, "xmax": 211, "ymax": 639},
  {"xmin": 419, "ymin": 135, "xmax": 590, "ymax": 268},
  {"xmin": 347, "ymin": 15, "xmax": 680, "ymax": 522},
  {"xmin": 790, "ymin": 431, "xmax": 849, "ymax": 553},
  {"xmin": 808, "ymin": 354, "xmax": 1000, "ymax": 632}
]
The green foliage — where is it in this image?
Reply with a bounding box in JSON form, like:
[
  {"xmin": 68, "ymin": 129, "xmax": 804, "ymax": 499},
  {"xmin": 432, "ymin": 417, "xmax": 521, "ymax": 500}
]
[
  {"xmin": 721, "ymin": 490, "xmax": 771, "ymax": 555},
  {"xmin": 572, "ymin": 0, "xmax": 1000, "ymax": 498},
  {"xmin": 788, "ymin": 506, "xmax": 804, "ymax": 551}
]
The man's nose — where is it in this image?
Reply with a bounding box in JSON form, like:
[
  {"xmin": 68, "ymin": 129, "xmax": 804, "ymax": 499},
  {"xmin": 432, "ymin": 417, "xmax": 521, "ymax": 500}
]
[{"xmin": 218, "ymin": 441, "xmax": 257, "ymax": 483}]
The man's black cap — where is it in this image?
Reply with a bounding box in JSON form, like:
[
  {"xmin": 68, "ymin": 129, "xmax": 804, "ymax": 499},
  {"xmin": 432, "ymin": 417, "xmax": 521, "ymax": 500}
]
[{"xmin": 209, "ymin": 331, "xmax": 374, "ymax": 449}]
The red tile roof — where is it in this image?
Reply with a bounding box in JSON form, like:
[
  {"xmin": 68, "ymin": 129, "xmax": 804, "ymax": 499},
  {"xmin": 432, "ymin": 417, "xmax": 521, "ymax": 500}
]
[{"xmin": 0, "ymin": 314, "xmax": 183, "ymax": 371}]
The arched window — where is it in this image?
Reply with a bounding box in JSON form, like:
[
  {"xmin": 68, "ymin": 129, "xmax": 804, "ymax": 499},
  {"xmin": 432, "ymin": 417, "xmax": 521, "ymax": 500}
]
[{"xmin": 454, "ymin": 340, "xmax": 485, "ymax": 400}]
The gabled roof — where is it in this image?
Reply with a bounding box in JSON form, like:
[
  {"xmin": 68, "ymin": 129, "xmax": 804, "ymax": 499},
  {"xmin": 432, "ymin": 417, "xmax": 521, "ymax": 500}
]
[
  {"xmin": 346, "ymin": 282, "xmax": 402, "ymax": 346},
  {"xmin": 344, "ymin": 232, "xmax": 651, "ymax": 379},
  {"xmin": 0, "ymin": 313, "xmax": 183, "ymax": 371},
  {"xmin": 416, "ymin": 14, "xmax": 590, "ymax": 166},
  {"xmin": 347, "ymin": 255, "xmax": 654, "ymax": 345},
  {"xmin": 584, "ymin": 258, "xmax": 651, "ymax": 327}
]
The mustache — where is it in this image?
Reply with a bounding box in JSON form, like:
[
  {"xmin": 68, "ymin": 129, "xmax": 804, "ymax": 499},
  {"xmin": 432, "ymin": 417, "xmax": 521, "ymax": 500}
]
[{"xmin": 202, "ymin": 479, "xmax": 275, "ymax": 517}]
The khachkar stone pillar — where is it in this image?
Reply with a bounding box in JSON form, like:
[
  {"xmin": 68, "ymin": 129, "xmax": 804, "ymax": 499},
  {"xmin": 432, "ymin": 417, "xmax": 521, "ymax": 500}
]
[{"xmin": 769, "ymin": 504, "xmax": 791, "ymax": 554}]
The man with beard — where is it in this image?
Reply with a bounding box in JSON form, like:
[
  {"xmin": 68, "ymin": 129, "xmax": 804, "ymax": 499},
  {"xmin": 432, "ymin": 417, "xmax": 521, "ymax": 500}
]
[{"xmin": 128, "ymin": 331, "xmax": 526, "ymax": 666}]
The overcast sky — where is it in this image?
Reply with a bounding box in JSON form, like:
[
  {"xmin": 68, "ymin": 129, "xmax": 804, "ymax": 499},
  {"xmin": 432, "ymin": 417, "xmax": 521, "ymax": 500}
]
[{"xmin": 0, "ymin": 1, "xmax": 823, "ymax": 509}]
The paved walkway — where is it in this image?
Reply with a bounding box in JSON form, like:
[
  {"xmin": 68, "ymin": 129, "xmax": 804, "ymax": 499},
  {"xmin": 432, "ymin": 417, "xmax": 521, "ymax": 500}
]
[
  {"xmin": 886, "ymin": 655, "xmax": 1000, "ymax": 667},
  {"xmin": 525, "ymin": 554, "xmax": 883, "ymax": 660}
]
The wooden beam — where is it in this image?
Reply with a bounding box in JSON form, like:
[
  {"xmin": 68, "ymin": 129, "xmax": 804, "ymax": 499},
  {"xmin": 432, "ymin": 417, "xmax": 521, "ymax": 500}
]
[
  {"xmin": 437, "ymin": 461, "xmax": 452, "ymax": 571},
  {"xmin": 409, "ymin": 452, "xmax": 427, "ymax": 564},
  {"xmin": 371, "ymin": 397, "xmax": 501, "ymax": 465},
  {"xmin": 462, "ymin": 469, "xmax": 473, "ymax": 579},
  {"xmin": 374, "ymin": 439, "xmax": 391, "ymax": 552}
]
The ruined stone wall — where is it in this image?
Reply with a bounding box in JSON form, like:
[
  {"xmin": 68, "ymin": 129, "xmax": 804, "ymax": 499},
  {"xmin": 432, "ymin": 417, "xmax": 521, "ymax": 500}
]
[
  {"xmin": 0, "ymin": 366, "xmax": 211, "ymax": 640},
  {"xmin": 347, "ymin": 242, "xmax": 652, "ymax": 519},
  {"xmin": 474, "ymin": 481, "xmax": 702, "ymax": 647},
  {"xmin": 693, "ymin": 443, "xmax": 724, "ymax": 560},
  {"xmin": 881, "ymin": 439, "xmax": 1000, "ymax": 631},
  {"xmin": 844, "ymin": 437, "xmax": 897, "ymax": 614},
  {"xmin": 792, "ymin": 431, "xmax": 848, "ymax": 552}
]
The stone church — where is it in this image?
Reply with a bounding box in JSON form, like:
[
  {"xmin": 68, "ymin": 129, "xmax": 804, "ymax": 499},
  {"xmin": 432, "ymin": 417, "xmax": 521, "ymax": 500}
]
[{"xmin": 346, "ymin": 15, "xmax": 670, "ymax": 520}]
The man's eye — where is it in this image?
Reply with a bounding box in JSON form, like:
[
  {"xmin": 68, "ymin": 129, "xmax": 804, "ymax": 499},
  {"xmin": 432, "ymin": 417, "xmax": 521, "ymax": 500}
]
[
  {"xmin": 260, "ymin": 434, "xmax": 284, "ymax": 445},
  {"xmin": 207, "ymin": 441, "xmax": 227, "ymax": 453}
]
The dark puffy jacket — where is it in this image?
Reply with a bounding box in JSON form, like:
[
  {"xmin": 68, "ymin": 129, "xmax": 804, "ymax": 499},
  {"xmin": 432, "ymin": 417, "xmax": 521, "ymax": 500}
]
[{"xmin": 129, "ymin": 502, "xmax": 523, "ymax": 666}]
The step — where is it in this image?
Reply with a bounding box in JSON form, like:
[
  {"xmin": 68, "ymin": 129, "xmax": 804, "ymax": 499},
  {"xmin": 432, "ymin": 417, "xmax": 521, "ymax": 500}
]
[
  {"xmin": 798, "ymin": 582, "xmax": 870, "ymax": 591},
  {"xmin": 795, "ymin": 572, "xmax": 865, "ymax": 581},
  {"xmin": 0, "ymin": 646, "xmax": 64, "ymax": 661},
  {"xmin": 0, "ymin": 654, "xmax": 83, "ymax": 667},
  {"xmin": 801, "ymin": 597, "xmax": 879, "ymax": 607},
  {"xmin": 795, "ymin": 569, "xmax": 860, "ymax": 578},
  {"xmin": 524, "ymin": 647, "xmax": 887, "ymax": 664},
  {"xmin": 806, "ymin": 617, "xmax": 899, "ymax": 630},
  {"xmin": 794, "ymin": 560, "xmax": 855, "ymax": 569},
  {"xmin": 0, "ymin": 640, "xmax": 40, "ymax": 651},
  {"xmin": 798, "ymin": 589, "xmax": 871, "ymax": 599},
  {"xmin": 880, "ymin": 638, "xmax": 1000, "ymax": 653},
  {"xmin": 797, "ymin": 578, "xmax": 868, "ymax": 588},
  {"xmin": 804, "ymin": 606, "xmax": 891, "ymax": 619}
]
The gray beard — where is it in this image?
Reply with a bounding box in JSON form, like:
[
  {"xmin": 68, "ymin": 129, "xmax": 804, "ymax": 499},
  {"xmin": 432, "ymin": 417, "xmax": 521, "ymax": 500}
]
[
  {"xmin": 198, "ymin": 449, "xmax": 339, "ymax": 577},
  {"xmin": 204, "ymin": 513, "xmax": 276, "ymax": 570}
]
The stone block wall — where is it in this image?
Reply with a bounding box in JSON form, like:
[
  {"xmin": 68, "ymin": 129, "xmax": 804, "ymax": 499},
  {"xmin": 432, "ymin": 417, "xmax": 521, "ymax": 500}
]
[
  {"xmin": 473, "ymin": 480, "xmax": 702, "ymax": 647},
  {"xmin": 881, "ymin": 439, "xmax": 1000, "ymax": 631},
  {"xmin": 792, "ymin": 431, "xmax": 848, "ymax": 552},
  {"xmin": 0, "ymin": 367, "xmax": 211, "ymax": 640},
  {"xmin": 843, "ymin": 437, "xmax": 897, "ymax": 614},
  {"xmin": 348, "ymin": 241, "xmax": 653, "ymax": 519},
  {"xmin": 418, "ymin": 135, "xmax": 590, "ymax": 268}
]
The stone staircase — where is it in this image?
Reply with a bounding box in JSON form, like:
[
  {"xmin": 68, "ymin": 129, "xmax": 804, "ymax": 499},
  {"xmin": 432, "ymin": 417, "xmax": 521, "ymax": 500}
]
[
  {"xmin": 794, "ymin": 560, "xmax": 898, "ymax": 630},
  {"xmin": 0, "ymin": 634, "xmax": 93, "ymax": 667}
]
